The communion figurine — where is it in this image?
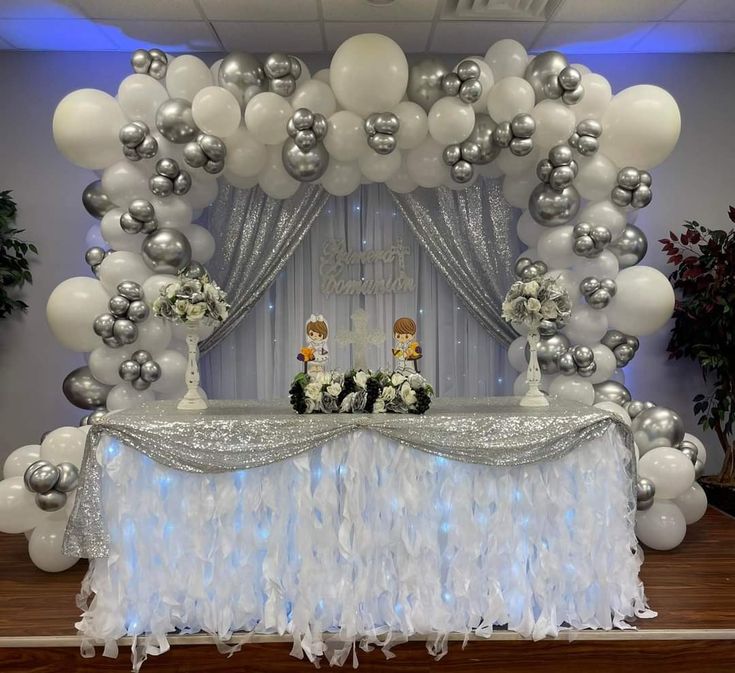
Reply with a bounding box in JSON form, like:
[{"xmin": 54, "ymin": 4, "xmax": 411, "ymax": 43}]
[
  {"xmin": 298, "ymin": 314, "xmax": 329, "ymax": 374},
  {"xmin": 392, "ymin": 317, "xmax": 422, "ymax": 373}
]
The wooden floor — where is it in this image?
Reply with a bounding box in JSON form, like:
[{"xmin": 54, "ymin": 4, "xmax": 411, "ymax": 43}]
[{"xmin": 0, "ymin": 508, "xmax": 733, "ymax": 671}]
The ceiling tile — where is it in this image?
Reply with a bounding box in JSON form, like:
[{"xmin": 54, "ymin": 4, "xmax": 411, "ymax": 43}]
[
  {"xmin": 633, "ymin": 21, "xmax": 735, "ymax": 52},
  {"xmin": 325, "ymin": 21, "xmax": 430, "ymax": 52},
  {"xmin": 0, "ymin": 0, "xmax": 82, "ymax": 19},
  {"xmin": 198, "ymin": 0, "xmax": 318, "ymax": 21},
  {"xmin": 431, "ymin": 20, "xmax": 544, "ymax": 52},
  {"xmin": 214, "ymin": 20, "xmax": 323, "ymax": 52},
  {"xmin": 667, "ymin": 0, "xmax": 735, "ymax": 22},
  {"xmin": 321, "ymin": 0, "xmax": 439, "ymax": 22},
  {"xmin": 0, "ymin": 17, "xmax": 117, "ymax": 49},
  {"xmin": 533, "ymin": 21, "xmax": 656, "ymax": 53},
  {"xmin": 551, "ymin": 0, "xmax": 682, "ymax": 22},
  {"xmin": 98, "ymin": 20, "xmax": 220, "ymax": 52},
  {"xmin": 73, "ymin": 0, "xmax": 202, "ymax": 20}
]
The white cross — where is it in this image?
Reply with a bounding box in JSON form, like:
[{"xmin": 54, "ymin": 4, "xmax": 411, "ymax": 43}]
[{"xmin": 337, "ymin": 309, "xmax": 385, "ymax": 372}]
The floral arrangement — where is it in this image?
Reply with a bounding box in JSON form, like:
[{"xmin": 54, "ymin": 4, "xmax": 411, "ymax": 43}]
[
  {"xmin": 501, "ymin": 276, "xmax": 572, "ymax": 328},
  {"xmin": 290, "ymin": 369, "xmax": 433, "ymax": 415},
  {"xmin": 152, "ymin": 266, "xmax": 229, "ymax": 325}
]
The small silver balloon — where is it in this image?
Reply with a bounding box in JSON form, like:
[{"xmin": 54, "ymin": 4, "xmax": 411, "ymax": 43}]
[
  {"xmin": 611, "ymin": 186, "xmax": 632, "ymax": 208},
  {"xmin": 459, "ymin": 79, "xmax": 482, "ymax": 105},
  {"xmin": 155, "ymin": 98, "xmax": 198, "ymax": 144},
  {"xmin": 55, "ymin": 463, "xmax": 79, "ymax": 493},
  {"xmin": 199, "ymin": 134, "xmax": 226, "ymax": 161},
  {"xmin": 558, "ymin": 66, "xmax": 582, "ymax": 92},
  {"xmin": 618, "ymin": 167, "xmax": 641, "ymax": 189},
  {"xmin": 601, "ymin": 329, "xmax": 627, "ymax": 350},
  {"xmin": 132, "ymin": 349, "xmax": 153, "ymax": 365},
  {"xmin": 579, "ymin": 277, "xmax": 601, "ymax": 295},
  {"xmin": 460, "ymin": 140, "xmax": 481, "ymax": 163},
  {"xmin": 141, "ymin": 228, "xmax": 192, "ymax": 274},
  {"xmin": 270, "ymin": 75, "xmax": 296, "ymax": 97},
  {"xmin": 184, "ymin": 261, "xmax": 206, "ymax": 279},
  {"xmin": 108, "ymin": 295, "xmax": 130, "ymax": 317},
  {"xmin": 24, "ymin": 461, "xmax": 60, "ymax": 494},
  {"xmin": 295, "ymin": 129, "xmax": 317, "ymax": 152},
  {"xmin": 173, "ymin": 171, "xmax": 192, "ymax": 196},
  {"xmin": 558, "ymin": 351, "xmax": 577, "ymax": 375},
  {"xmin": 680, "ymin": 446, "xmax": 698, "ymax": 465},
  {"xmin": 149, "ymin": 174, "xmax": 174, "ymax": 197},
  {"xmin": 128, "ymin": 199, "xmax": 155, "ymax": 224},
  {"xmin": 407, "ymin": 58, "xmax": 450, "ymax": 112},
  {"xmin": 127, "ymin": 300, "xmax": 150, "ymax": 323},
  {"xmin": 493, "ymin": 121, "xmax": 513, "ymax": 148},
  {"xmin": 441, "ymin": 72, "xmax": 461, "ymax": 96},
  {"xmin": 183, "ymin": 141, "xmax": 208, "ymax": 168},
  {"xmin": 312, "ymin": 114, "xmax": 328, "ymax": 140},
  {"xmin": 456, "ymin": 60, "xmax": 481, "ymax": 81},
  {"xmin": 538, "ymin": 319, "xmax": 559, "ymax": 337},
  {"xmin": 140, "ymin": 360, "xmax": 162, "ymax": 383},
  {"xmin": 368, "ymin": 133, "xmax": 397, "ymax": 155},
  {"xmin": 131, "ymin": 49, "xmax": 152, "ymax": 74},
  {"xmin": 137, "ymin": 135, "xmax": 159, "ymax": 159},
  {"xmin": 62, "ymin": 366, "xmax": 113, "ymax": 409},
  {"xmin": 35, "ymin": 490, "xmax": 67, "ymax": 512},
  {"xmin": 511, "ymin": 113, "xmax": 535, "ymax": 139},
  {"xmin": 562, "ymin": 85, "xmax": 585, "ymax": 105},
  {"xmin": 119, "ymin": 360, "xmax": 141, "ymax": 381},
  {"xmin": 82, "ymin": 180, "xmax": 114, "ymax": 219},
  {"xmin": 593, "ymin": 380, "xmax": 632, "ymax": 406},
  {"xmin": 465, "ymin": 114, "xmax": 499, "ymax": 164},
  {"xmin": 587, "ymin": 288, "xmax": 612, "ymax": 309},
  {"xmin": 631, "ymin": 184, "xmax": 653, "ymax": 209},
  {"xmin": 625, "ymin": 399, "xmax": 652, "ymax": 420},
  {"xmin": 156, "ymin": 157, "xmax": 179, "ymax": 179},
  {"xmin": 632, "ymin": 406, "xmax": 685, "ymax": 455},
  {"xmin": 571, "ymin": 345, "xmax": 594, "ymax": 367},
  {"xmin": 93, "ymin": 313, "xmax": 116, "ymax": 338},
  {"xmin": 119, "ymin": 122, "xmax": 146, "ymax": 148},
  {"xmin": 264, "ymin": 52, "xmax": 291, "ymax": 79},
  {"xmin": 443, "ymin": 144, "xmax": 462, "ymax": 166},
  {"xmin": 450, "ymin": 160, "xmax": 473, "ymax": 184},
  {"xmin": 117, "ymin": 280, "xmax": 143, "ymax": 301},
  {"xmin": 85, "ymin": 246, "xmax": 107, "ymax": 268},
  {"xmin": 292, "ymin": 108, "xmax": 315, "ymax": 131},
  {"xmin": 374, "ymin": 113, "xmax": 399, "ymax": 135},
  {"xmin": 637, "ymin": 477, "xmax": 656, "ymax": 502},
  {"xmin": 113, "ymin": 319, "xmax": 138, "ymax": 345},
  {"xmin": 509, "ymin": 137, "xmax": 533, "ymax": 157},
  {"xmin": 577, "ymin": 119, "xmax": 602, "ymax": 138}
]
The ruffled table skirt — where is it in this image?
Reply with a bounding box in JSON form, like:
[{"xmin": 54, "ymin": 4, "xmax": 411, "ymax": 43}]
[{"xmin": 75, "ymin": 425, "xmax": 649, "ymax": 669}]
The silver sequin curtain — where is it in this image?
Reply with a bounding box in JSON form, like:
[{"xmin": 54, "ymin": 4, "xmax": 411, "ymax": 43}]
[
  {"xmin": 391, "ymin": 177, "xmax": 520, "ymax": 345},
  {"xmin": 199, "ymin": 183, "xmax": 329, "ymax": 354}
]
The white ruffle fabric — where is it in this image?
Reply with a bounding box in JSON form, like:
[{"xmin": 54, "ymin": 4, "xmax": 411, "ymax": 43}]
[{"xmin": 76, "ymin": 427, "xmax": 649, "ymax": 670}]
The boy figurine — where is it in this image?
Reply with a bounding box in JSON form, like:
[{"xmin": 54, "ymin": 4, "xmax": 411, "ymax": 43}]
[
  {"xmin": 299, "ymin": 314, "xmax": 329, "ymax": 374},
  {"xmin": 392, "ymin": 317, "xmax": 422, "ymax": 373}
]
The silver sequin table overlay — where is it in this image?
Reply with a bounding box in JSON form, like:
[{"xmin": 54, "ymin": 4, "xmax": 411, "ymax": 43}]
[{"xmin": 64, "ymin": 397, "xmax": 633, "ymax": 558}]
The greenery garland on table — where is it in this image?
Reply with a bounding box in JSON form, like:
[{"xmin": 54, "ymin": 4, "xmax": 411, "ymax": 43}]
[
  {"xmin": 290, "ymin": 369, "xmax": 433, "ymax": 415},
  {"xmin": 0, "ymin": 191, "xmax": 37, "ymax": 321}
]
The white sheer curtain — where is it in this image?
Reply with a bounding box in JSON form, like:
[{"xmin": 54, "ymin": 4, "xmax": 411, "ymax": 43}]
[{"xmin": 201, "ymin": 184, "xmax": 514, "ymax": 400}]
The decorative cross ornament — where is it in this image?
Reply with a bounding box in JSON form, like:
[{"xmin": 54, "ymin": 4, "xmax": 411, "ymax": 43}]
[{"xmin": 337, "ymin": 308, "xmax": 385, "ymax": 371}]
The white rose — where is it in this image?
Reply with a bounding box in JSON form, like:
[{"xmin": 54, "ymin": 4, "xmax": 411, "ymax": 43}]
[
  {"xmin": 316, "ymin": 372, "xmax": 331, "ymax": 387},
  {"xmin": 373, "ymin": 399, "xmax": 386, "ymax": 413},
  {"xmin": 326, "ymin": 383, "xmax": 341, "ymax": 397},
  {"xmin": 525, "ymin": 297, "xmax": 542, "ymax": 313},
  {"xmin": 165, "ymin": 284, "xmax": 178, "ymax": 299},
  {"xmin": 340, "ymin": 392, "xmax": 355, "ymax": 413},
  {"xmin": 355, "ymin": 371, "xmax": 369, "ymax": 389},
  {"xmin": 391, "ymin": 373, "xmax": 406, "ymax": 387},
  {"xmin": 408, "ymin": 373, "xmax": 424, "ymax": 390},
  {"xmin": 381, "ymin": 385, "xmax": 396, "ymax": 402},
  {"xmin": 522, "ymin": 280, "xmax": 540, "ymax": 297},
  {"xmin": 305, "ymin": 382, "xmax": 322, "ymax": 401},
  {"xmin": 186, "ymin": 302, "xmax": 207, "ymax": 320},
  {"xmin": 400, "ymin": 382, "xmax": 417, "ymax": 406}
]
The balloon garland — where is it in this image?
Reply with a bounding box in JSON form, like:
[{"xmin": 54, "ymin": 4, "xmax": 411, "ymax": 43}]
[{"xmin": 0, "ymin": 36, "xmax": 708, "ymax": 571}]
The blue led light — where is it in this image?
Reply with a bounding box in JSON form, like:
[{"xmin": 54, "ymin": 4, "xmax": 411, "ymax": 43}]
[
  {"xmin": 513, "ymin": 488, "xmax": 522, "ymax": 503},
  {"xmin": 565, "ymin": 508, "xmax": 576, "ymax": 526},
  {"xmin": 442, "ymin": 591, "xmax": 453, "ymax": 603},
  {"xmin": 440, "ymin": 521, "xmax": 451, "ymax": 534},
  {"xmin": 105, "ymin": 441, "xmax": 121, "ymax": 460},
  {"xmin": 434, "ymin": 456, "xmax": 448, "ymax": 467}
]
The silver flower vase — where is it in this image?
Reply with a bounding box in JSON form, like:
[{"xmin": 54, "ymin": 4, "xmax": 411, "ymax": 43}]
[
  {"xmin": 520, "ymin": 320, "xmax": 549, "ymax": 407},
  {"xmin": 177, "ymin": 322, "xmax": 208, "ymax": 411}
]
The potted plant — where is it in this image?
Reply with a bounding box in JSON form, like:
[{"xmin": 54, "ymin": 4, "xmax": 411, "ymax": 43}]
[
  {"xmin": 0, "ymin": 191, "xmax": 37, "ymax": 320},
  {"xmin": 660, "ymin": 211, "xmax": 735, "ymax": 514}
]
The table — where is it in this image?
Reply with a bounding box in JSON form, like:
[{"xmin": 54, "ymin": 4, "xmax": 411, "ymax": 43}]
[{"xmin": 65, "ymin": 398, "xmax": 649, "ymax": 670}]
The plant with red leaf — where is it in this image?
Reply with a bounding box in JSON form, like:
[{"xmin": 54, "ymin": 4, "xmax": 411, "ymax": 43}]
[{"xmin": 660, "ymin": 211, "xmax": 735, "ymax": 484}]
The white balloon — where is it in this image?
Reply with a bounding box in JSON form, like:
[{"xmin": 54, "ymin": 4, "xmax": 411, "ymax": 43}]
[
  {"xmin": 682, "ymin": 433, "xmax": 707, "ymax": 464},
  {"xmin": 223, "ymin": 170, "xmax": 259, "ymax": 189},
  {"xmin": 575, "ymin": 152, "xmax": 619, "ymax": 201},
  {"xmin": 496, "ymin": 147, "xmax": 539, "ymax": 177},
  {"xmin": 290, "ymin": 80, "xmax": 337, "ymax": 118},
  {"xmin": 572, "ymin": 249, "xmax": 620, "ymax": 280},
  {"xmin": 538, "ymin": 225, "xmax": 576, "ymax": 269},
  {"xmin": 209, "ymin": 58, "xmax": 223, "ymax": 82},
  {"xmin": 46, "ymin": 277, "xmax": 111, "ymax": 352},
  {"xmin": 52, "ymin": 88, "xmax": 126, "ymax": 169},
  {"xmin": 358, "ymin": 150, "xmax": 402, "ymax": 183},
  {"xmin": 0, "ymin": 477, "xmax": 44, "ymax": 534},
  {"xmin": 3, "ymin": 445, "xmax": 40, "ymax": 480},
  {"xmin": 142, "ymin": 274, "xmax": 177, "ymax": 302},
  {"xmin": 98, "ymin": 251, "xmax": 153, "ymax": 295},
  {"xmin": 502, "ymin": 171, "xmax": 537, "ymax": 209},
  {"xmin": 88, "ymin": 344, "xmax": 135, "ymax": 386},
  {"xmin": 107, "ymin": 383, "xmax": 156, "ymax": 411},
  {"xmin": 313, "ymin": 68, "xmax": 330, "ymax": 84},
  {"xmin": 544, "ymin": 268, "xmax": 580, "ymax": 303},
  {"xmin": 293, "ymin": 57, "xmax": 311, "ymax": 86},
  {"xmin": 184, "ymin": 173, "xmax": 219, "ymax": 209},
  {"xmin": 183, "ymin": 224, "xmax": 215, "ymax": 263},
  {"xmin": 600, "ymin": 84, "xmax": 681, "ymax": 170},
  {"xmin": 635, "ymin": 500, "xmax": 686, "ymax": 550},
  {"xmin": 29, "ymin": 519, "xmax": 79, "ymax": 572},
  {"xmin": 428, "ymin": 97, "xmax": 475, "ymax": 145},
  {"xmin": 406, "ymin": 138, "xmax": 447, "ymax": 188},
  {"xmin": 324, "ymin": 110, "xmax": 369, "ymax": 162},
  {"xmin": 101, "ymin": 160, "xmax": 149, "ymax": 209},
  {"xmin": 40, "ymin": 426, "xmax": 86, "ymax": 466},
  {"xmin": 674, "ymin": 482, "xmax": 708, "ymax": 525},
  {"xmin": 192, "ymin": 86, "xmax": 241, "ymax": 137},
  {"xmin": 486, "ymin": 77, "xmax": 535, "ymax": 122},
  {"xmin": 259, "ymin": 144, "xmax": 299, "ymax": 199},
  {"xmin": 484, "ymin": 39, "xmax": 528, "ymax": 80},
  {"xmin": 321, "ymin": 159, "xmax": 361, "ymax": 196},
  {"xmin": 150, "ymin": 196, "xmax": 193, "ymax": 229},
  {"xmin": 85, "ymin": 223, "xmax": 105, "ymax": 249},
  {"xmin": 165, "ymin": 55, "xmax": 212, "ymax": 101},
  {"xmin": 330, "ymin": 33, "xmax": 408, "ymax": 116},
  {"xmin": 151, "ymin": 350, "xmax": 188, "ymax": 394},
  {"xmin": 244, "ymin": 92, "xmax": 293, "ymax": 145},
  {"xmin": 507, "ymin": 336, "xmax": 527, "ymax": 372},
  {"xmin": 606, "ymin": 266, "xmax": 675, "ymax": 336},
  {"xmin": 589, "ymin": 344, "xmax": 617, "ymax": 384},
  {"xmin": 458, "ymin": 56, "xmax": 494, "ymax": 112},
  {"xmin": 117, "ymin": 74, "xmax": 169, "ymax": 127},
  {"xmin": 578, "ymin": 200, "xmax": 627, "ymax": 240},
  {"xmin": 570, "ymin": 63, "xmax": 591, "ymax": 76},
  {"xmin": 136, "ymin": 316, "xmax": 172, "ymax": 355},
  {"xmin": 572, "ymin": 73, "xmax": 612, "ymax": 122},
  {"xmin": 514, "ymin": 372, "xmax": 553, "ymax": 395},
  {"xmin": 100, "ymin": 207, "xmax": 145, "ymax": 252},
  {"xmin": 517, "ymin": 210, "xmax": 545, "ymax": 247},
  {"xmin": 549, "ymin": 375, "xmax": 595, "ymax": 405},
  {"xmin": 532, "ymin": 100, "xmax": 576, "ymax": 153},
  {"xmin": 385, "ymin": 158, "xmax": 418, "ymax": 194},
  {"xmin": 638, "ymin": 447, "xmax": 695, "ymax": 499},
  {"xmin": 392, "ymin": 101, "xmax": 428, "ymax": 150},
  {"xmin": 152, "ymin": 131, "xmax": 186, "ymax": 164},
  {"xmin": 594, "ymin": 401, "xmax": 632, "ymax": 425},
  {"xmin": 563, "ymin": 305, "xmax": 609, "ymax": 347}
]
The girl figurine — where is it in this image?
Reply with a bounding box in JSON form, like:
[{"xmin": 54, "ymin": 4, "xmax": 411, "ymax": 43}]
[
  {"xmin": 299, "ymin": 314, "xmax": 329, "ymax": 374},
  {"xmin": 392, "ymin": 317, "xmax": 422, "ymax": 373}
]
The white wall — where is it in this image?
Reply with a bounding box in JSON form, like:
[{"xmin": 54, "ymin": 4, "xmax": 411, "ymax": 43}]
[{"xmin": 0, "ymin": 51, "xmax": 732, "ymax": 473}]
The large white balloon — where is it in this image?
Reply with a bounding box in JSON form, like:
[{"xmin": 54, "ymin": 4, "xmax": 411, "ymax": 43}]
[
  {"xmin": 638, "ymin": 447, "xmax": 695, "ymax": 500},
  {"xmin": 674, "ymin": 482, "xmax": 707, "ymax": 525},
  {"xmin": 98, "ymin": 251, "xmax": 153, "ymax": 295},
  {"xmin": 578, "ymin": 200, "xmax": 627, "ymax": 241},
  {"xmin": 502, "ymin": 171, "xmax": 537, "ymax": 209},
  {"xmin": 101, "ymin": 160, "xmax": 149, "ymax": 209},
  {"xmin": 46, "ymin": 277, "xmax": 111, "ymax": 352},
  {"xmin": 392, "ymin": 101, "xmax": 428, "ymax": 150},
  {"xmin": 259, "ymin": 145, "xmax": 300, "ymax": 199},
  {"xmin": 244, "ymin": 92, "xmax": 293, "ymax": 145},
  {"xmin": 549, "ymin": 376, "xmax": 595, "ymax": 405},
  {"xmin": 537, "ymin": 225, "xmax": 576, "ymax": 269},
  {"xmin": 497, "ymin": 147, "xmax": 539, "ymax": 177},
  {"xmin": 507, "ymin": 335, "xmax": 527, "ymax": 372},
  {"xmin": 406, "ymin": 138, "xmax": 447, "ymax": 188},
  {"xmin": 563, "ymin": 305, "xmax": 609, "ymax": 347},
  {"xmin": 600, "ymin": 85, "xmax": 681, "ymax": 170},
  {"xmin": 635, "ymin": 500, "xmax": 686, "ymax": 550},
  {"xmin": 324, "ymin": 110, "xmax": 369, "ymax": 162},
  {"xmin": 52, "ymin": 89, "xmax": 126, "ymax": 169},
  {"xmin": 428, "ymin": 97, "xmax": 475, "ymax": 145},
  {"xmin": 532, "ymin": 100, "xmax": 576, "ymax": 152},
  {"xmin": 29, "ymin": 519, "xmax": 79, "ymax": 572},
  {"xmin": 594, "ymin": 401, "xmax": 632, "ymax": 426},
  {"xmin": 290, "ymin": 79, "xmax": 338, "ymax": 118},
  {"xmin": 107, "ymin": 383, "xmax": 155, "ymax": 411},
  {"xmin": 589, "ymin": 344, "xmax": 617, "ymax": 384},
  {"xmin": 40, "ymin": 426, "xmax": 86, "ymax": 466},
  {"xmin": 192, "ymin": 86, "xmax": 241, "ymax": 137},
  {"xmin": 151, "ymin": 350, "xmax": 188, "ymax": 394},
  {"xmin": 606, "ymin": 266, "xmax": 675, "ymax": 336},
  {"xmin": 484, "ymin": 39, "xmax": 528, "ymax": 80},
  {"xmin": 486, "ymin": 77, "xmax": 535, "ymax": 122},
  {"xmin": 142, "ymin": 274, "xmax": 177, "ymax": 303},
  {"xmin": 358, "ymin": 150, "xmax": 402, "ymax": 183},
  {"xmin": 184, "ymin": 173, "xmax": 219, "ymax": 209},
  {"xmin": 575, "ymin": 153, "xmax": 619, "ymax": 201},
  {"xmin": 165, "ymin": 55, "xmax": 212, "ymax": 101},
  {"xmin": 682, "ymin": 432, "xmax": 707, "ymax": 464},
  {"xmin": 3, "ymin": 444, "xmax": 41, "ymax": 480},
  {"xmin": 183, "ymin": 224, "xmax": 215, "ymax": 263},
  {"xmin": 572, "ymin": 250, "xmax": 620, "ymax": 280},
  {"xmin": 0, "ymin": 477, "xmax": 44, "ymax": 534},
  {"xmin": 385, "ymin": 158, "xmax": 418, "ymax": 194},
  {"xmin": 150, "ymin": 196, "xmax": 193, "ymax": 229},
  {"xmin": 517, "ymin": 210, "xmax": 545, "ymax": 247},
  {"xmin": 88, "ymin": 344, "xmax": 134, "ymax": 386},
  {"xmin": 136, "ymin": 316, "xmax": 172, "ymax": 355},
  {"xmin": 101, "ymin": 207, "xmax": 145, "ymax": 252},
  {"xmin": 330, "ymin": 33, "xmax": 408, "ymax": 116},
  {"xmin": 313, "ymin": 68, "xmax": 330, "ymax": 84},
  {"xmin": 321, "ymin": 160, "xmax": 361, "ymax": 196},
  {"xmin": 572, "ymin": 73, "xmax": 612, "ymax": 122},
  {"xmin": 117, "ymin": 74, "xmax": 169, "ymax": 127}
]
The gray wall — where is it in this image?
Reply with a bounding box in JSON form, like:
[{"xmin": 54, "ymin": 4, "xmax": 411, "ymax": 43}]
[{"xmin": 0, "ymin": 51, "xmax": 732, "ymax": 473}]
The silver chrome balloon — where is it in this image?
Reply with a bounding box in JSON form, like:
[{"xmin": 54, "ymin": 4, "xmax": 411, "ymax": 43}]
[
  {"xmin": 55, "ymin": 462, "xmax": 79, "ymax": 493},
  {"xmin": 108, "ymin": 295, "xmax": 130, "ymax": 316},
  {"xmin": 218, "ymin": 52, "xmax": 266, "ymax": 109},
  {"xmin": 407, "ymin": 57, "xmax": 450, "ymax": 112},
  {"xmin": 85, "ymin": 246, "xmax": 107, "ymax": 274},
  {"xmin": 537, "ymin": 144, "xmax": 578, "ymax": 193},
  {"xmin": 528, "ymin": 183, "xmax": 580, "ymax": 226},
  {"xmin": 365, "ymin": 112, "xmax": 399, "ymax": 155},
  {"xmin": 82, "ymin": 180, "xmax": 114, "ymax": 219},
  {"xmin": 450, "ymin": 160, "xmax": 473, "ymax": 183},
  {"xmin": 127, "ymin": 300, "xmax": 150, "ymax": 323},
  {"xmin": 569, "ymin": 118, "xmax": 602, "ymax": 156},
  {"xmin": 526, "ymin": 333, "xmax": 571, "ymax": 374},
  {"xmin": 632, "ymin": 406, "xmax": 685, "ymax": 454},
  {"xmin": 155, "ymin": 98, "xmax": 198, "ymax": 144},
  {"xmin": 612, "ymin": 167, "xmax": 653, "ymax": 209},
  {"xmin": 141, "ymin": 227, "xmax": 192, "ymax": 274},
  {"xmin": 625, "ymin": 399, "xmax": 655, "ymax": 420},
  {"xmin": 62, "ymin": 366, "xmax": 113, "ymax": 410},
  {"xmin": 132, "ymin": 48, "xmax": 167, "ymax": 79},
  {"xmin": 35, "ymin": 490, "xmax": 67, "ymax": 512},
  {"xmin": 24, "ymin": 460, "xmax": 60, "ymax": 494},
  {"xmin": 573, "ymin": 222, "xmax": 611, "ymax": 257},
  {"xmin": 112, "ymin": 318, "xmax": 138, "ymax": 345},
  {"xmin": 93, "ymin": 313, "xmax": 116, "ymax": 338},
  {"xmin": 117, "ymin": 280, "xmax": 144, "ymax": 302},
  {"xmin": 593, "ymin": 380, "xmax": 632, "ymax": 406},
  {"xmin": 464, "ymin": 114, "xmax": 500, "ymax": 165},
  {"xmin": 282, "ymin": 138, "xmax": 329, "ymax": 182},
  {"xmin": 524, "ymin": 50, "xmax": 569, "ymax": 102}
]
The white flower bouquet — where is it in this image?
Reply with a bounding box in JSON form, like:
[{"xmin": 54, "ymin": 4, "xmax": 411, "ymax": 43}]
[
  {"xmin": 289, "ymin": 369, "xmax": 433, "ymax": 415},
  {"xmin": 152, "ymin": 267, "xmax": 230, "ymax": 326},
  {"xmin": 501, "ymin": 276, "xmax": 572, "ymax": 329}
]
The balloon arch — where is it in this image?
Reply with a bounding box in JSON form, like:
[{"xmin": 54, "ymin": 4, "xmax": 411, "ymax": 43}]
[{"xmin": 0, "ymin": 35, "xmax": 708, "ymax": 571}]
